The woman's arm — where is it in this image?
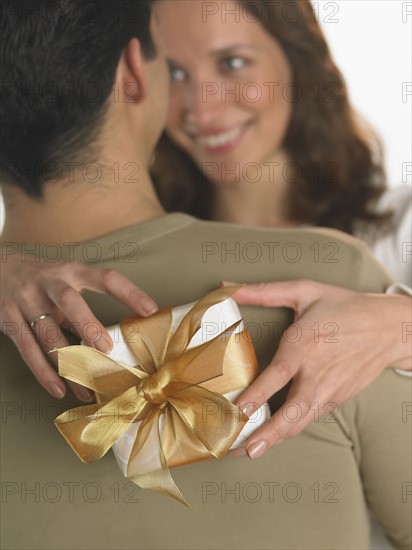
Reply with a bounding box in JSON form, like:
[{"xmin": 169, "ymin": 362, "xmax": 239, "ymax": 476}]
[
  {"xmin": 225, "ymin": 279, "xmax": 411, "ymax": 459},
  {"xmin": 0, "ymin": 253, "xmax": 158, "ymax": 400}
]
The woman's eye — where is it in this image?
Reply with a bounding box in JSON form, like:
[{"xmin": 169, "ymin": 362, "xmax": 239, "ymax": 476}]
[
  {"xmin": 169, "ymin": 65, "xmax": 186, "ymax": 82},
  {"xmin": 221, "ymin": 56, "xmax": 247, "ymax": 71}
]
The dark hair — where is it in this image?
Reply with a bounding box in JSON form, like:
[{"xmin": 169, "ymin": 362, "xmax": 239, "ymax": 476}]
[
  {"xmin": 0, "ymin": 0, "xmax": 156, "ymax": 198},
  {"xmin": 151, "ymin": 0, "xmax": 390, "ymax": 234}
]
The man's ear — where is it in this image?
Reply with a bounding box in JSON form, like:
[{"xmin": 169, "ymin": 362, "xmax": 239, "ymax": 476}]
[{"xmin": 117, "ymin": 37, "xmax": 148, "ymax": 103}]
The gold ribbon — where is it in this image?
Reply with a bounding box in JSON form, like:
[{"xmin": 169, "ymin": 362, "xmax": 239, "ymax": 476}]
[{"xmin": 54, "ymin": 287, "xmax": 258, "ymax": 507}]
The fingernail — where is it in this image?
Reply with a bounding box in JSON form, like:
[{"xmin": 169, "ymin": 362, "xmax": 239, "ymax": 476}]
[
  {"xmin": 221, "ymin": 280, "xmax": 237, "ymax": 287},
  {"xmin": 246, "ymin": 440, "xmax": 267, "ymax": 459},
  {"xmin": 228, "ymin": 447, "xmax": 246, "ymax": 458},
  {"xmin": 95, "ymin": 335, "xmax": 113, "ymax": 354},
  {"xmin": 238, "ymin": 402, "xmax": 259, "ymax": 418},
  {"xmin": 140, "ymin": 297, "xmax": 159, "ymax": 316},
  {"xmin": 77, "ymin": 388, "xmax": 94, "ymax": 402},
  {"xmin": 50, "ymin": 383, "xmax": 66, "ymax": 399}
]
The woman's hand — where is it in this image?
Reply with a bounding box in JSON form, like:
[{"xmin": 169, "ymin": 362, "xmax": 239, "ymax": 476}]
[
  {"xmin": 225, "ymin": 280, "xmax": 411, "ymax": 459},
  {"xmin": 1, "ymin": 254, "xmax": 159, "ymax": 401}
]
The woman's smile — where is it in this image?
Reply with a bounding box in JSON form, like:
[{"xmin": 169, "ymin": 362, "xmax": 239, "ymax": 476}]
[{"xmin": 192, "ymin": 121, "xmax": 253, "ymax": 155}]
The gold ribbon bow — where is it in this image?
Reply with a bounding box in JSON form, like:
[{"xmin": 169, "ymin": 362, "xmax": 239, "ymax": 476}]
[{"xmin": 54, "ymin": 287, "xmax": 258, "ymax": 506}]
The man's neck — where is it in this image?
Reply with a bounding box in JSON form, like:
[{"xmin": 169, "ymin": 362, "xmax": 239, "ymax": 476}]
[{"xmin": 1, "ymin": 166, "xmax": 165, "ymax": 245}]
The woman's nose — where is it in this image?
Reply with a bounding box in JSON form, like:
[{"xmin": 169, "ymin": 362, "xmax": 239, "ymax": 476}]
[{"xmin": 183, "ymin": 78, "xmax": 224, "ymax": 128}]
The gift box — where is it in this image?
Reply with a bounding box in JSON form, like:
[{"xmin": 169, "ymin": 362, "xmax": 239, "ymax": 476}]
[
  {"xmin": 54, "ymin": 287, "xmax": 270, "ymax": 506},
  {"xmin": 107, "ymin": 297, "xmax": 270, "ymax": 475}
]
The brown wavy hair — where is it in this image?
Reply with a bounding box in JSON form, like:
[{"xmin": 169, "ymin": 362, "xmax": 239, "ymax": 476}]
[{"xmin": 151, "ymin": 0, "xmax": 390, "ymax": 234}]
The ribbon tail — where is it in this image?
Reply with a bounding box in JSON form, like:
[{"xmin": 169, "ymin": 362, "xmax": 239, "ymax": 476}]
[{"xmin": 126, "ymin": 407, "xmax": 190, "ymax": 507}]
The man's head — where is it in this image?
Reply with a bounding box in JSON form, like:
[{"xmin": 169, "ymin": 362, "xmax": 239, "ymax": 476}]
[{"xmin": 0, "ymin": 0, "xmax": 169, "ymax": 198}]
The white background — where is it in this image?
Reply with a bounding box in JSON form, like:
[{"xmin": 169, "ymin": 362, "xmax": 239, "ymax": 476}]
[
  {"xmin": 1, "ymin": 0, "xmax": 411, "ymax": 231},
  {"xmin": 315, "ymin": 0, "xmax": 411, "ymax": 187}
]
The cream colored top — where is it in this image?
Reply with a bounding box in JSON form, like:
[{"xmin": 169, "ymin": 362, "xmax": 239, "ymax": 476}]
[{"xmin": 355, "ymin": 186, "xmax": 411, "ymax": 288}]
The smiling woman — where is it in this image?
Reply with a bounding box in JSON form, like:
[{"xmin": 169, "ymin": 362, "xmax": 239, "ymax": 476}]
[{"xmin": 151, "ymin": 0, "xmax": 391, "ymax": 234}]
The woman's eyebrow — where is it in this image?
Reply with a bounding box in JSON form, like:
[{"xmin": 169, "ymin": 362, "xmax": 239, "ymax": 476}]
[
  {"xmin": 166, "ymin": 57, "xmax": 182, "ymax": 66},
  {"xmin": 165, "ymin": 45, "xmax": 258, "ymax": 66},
  {"xmin": 208, "ymin": 44, "xmax": 258, "ymax": 56}
]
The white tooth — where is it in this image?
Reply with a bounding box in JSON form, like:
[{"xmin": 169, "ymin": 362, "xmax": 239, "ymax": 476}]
[{"xmin": 198, "ymin": 126, "xmax": 242, "ymax": 148}]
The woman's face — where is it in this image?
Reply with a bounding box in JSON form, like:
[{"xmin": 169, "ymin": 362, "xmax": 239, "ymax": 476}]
[{"xmin": 155, "ymin": 0, "xmax": 293, "ymax": 183}]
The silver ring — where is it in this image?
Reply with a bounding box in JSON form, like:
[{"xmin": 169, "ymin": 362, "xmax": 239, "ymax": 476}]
[{"xmin": 30, "ymin": 313, "xmax": 54, "ymax": 330}]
